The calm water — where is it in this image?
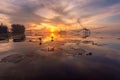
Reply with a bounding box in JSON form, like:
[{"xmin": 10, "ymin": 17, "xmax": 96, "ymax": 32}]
[{"xmin": 0, "ymin": 35, "xmax": 120, "ymax": 80}]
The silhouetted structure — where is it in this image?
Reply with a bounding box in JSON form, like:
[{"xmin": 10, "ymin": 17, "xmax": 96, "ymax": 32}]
[
  {"xmin": 82, "ymin": 28, "xmax": 91, "ymax": 38},
  {"xmin": 11, "ymin": 24, "xmax": 25, "ymax": 42},
  {"xmin": 0, "ymin": 23, "xmax": 9, "ymax": 41},
  {"xmin": 38, "ymin": 37, "xmax": 42, "ymax": 45},
  {"xmin": 77, "ymin": 18, "xmax": 91, "ymax": 38},
  {"xmin": 51, "ymin": 36, "xmax": 54, "ymax": 42}
]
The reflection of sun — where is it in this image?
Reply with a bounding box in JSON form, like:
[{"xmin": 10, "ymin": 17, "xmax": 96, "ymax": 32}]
[{"xmin": 51, "ymin": 33, "xmax": 55, "ymax": 37}]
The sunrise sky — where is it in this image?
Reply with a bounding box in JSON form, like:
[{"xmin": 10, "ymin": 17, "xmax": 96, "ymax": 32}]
[{"xmin": 0, "ymin": 0, "xmax": 120, "ymax": 31}]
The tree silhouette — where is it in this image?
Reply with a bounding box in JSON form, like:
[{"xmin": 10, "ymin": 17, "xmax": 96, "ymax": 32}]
[
  {"xmin": 11, "ymin": 24, "xmax": 25, "ymax": 35},
  {"xmin": 0, "ymin": 23, "xmax": 9, "ymax": 40},
  {"xmin": 0, "ymin": 23, "xmax": 8, "ymax": 34},
  {"xmin": 11, "ymin": 24, "xmax": 26, "ymax": 42}
]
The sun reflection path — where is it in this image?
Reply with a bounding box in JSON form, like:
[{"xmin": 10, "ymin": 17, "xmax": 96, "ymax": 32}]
[{"xmin": 42, "ymin": 27, "xmax": 62, "ymax": 43}]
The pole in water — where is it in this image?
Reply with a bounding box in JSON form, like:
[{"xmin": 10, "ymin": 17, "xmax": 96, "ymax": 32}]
[
  {"xmin": 51, "ymin": 36, "xmax": 54, "ymax": 42},
  {"xmin": 39, "ymin": 37, "xmax": 42, "ymax": 45}
]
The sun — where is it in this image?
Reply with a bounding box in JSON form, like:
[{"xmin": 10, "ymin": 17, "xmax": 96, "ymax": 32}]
[{"xmin": 50, "ymin": 27, "xmax": 55, "ymax": 33}]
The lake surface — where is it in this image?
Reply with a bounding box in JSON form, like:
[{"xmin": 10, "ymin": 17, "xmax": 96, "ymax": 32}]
[{"xmin": 0, "ymin": 35, "xmax": 120, "ymax": 80}]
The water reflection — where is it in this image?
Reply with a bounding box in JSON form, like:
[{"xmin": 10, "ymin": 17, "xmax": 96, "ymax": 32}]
[
  {"xmin": 25, "ymin": 32, "xmax": 120, "ymax": 52},
  {"xmin": 0, "ymin": 42, "xmax": 13, "ymax": 52},
  {"xmin": 0, "ymin": 30, "xmax": 120, "ymax": 80}
]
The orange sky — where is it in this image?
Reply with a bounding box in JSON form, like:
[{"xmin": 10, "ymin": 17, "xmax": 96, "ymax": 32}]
[{"xmin": 0, "ymin": 0, "xmax": 120, "ymax": 33}]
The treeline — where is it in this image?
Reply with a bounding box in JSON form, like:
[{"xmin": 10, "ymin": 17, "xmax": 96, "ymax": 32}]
[
  {"xmin": 11, "ymin": 24, "xmax": 25, "ymax": 35},
  {"xmin": 0, "ymin": 24, "xmax": 8, "ymax": 34},
  {"xmin": 0, "ymin": 23, "xmax": 26, "ymax": 41}
]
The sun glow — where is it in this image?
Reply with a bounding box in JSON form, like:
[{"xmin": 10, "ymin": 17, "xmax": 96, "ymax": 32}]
[
  {"xmin": 41, "ymin": 23, "xmax": 55, "ymax": 28},
  {"xmin": 51, "ymin": 33, "xmax": 55, "ymax": 37},
  {"xmin": 50, "ymin": 28, "xmax": 55, "ymax": 33},
  {"xmin": 27, "ymin": 23, "xmax": 62, "ymax": 42}
]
